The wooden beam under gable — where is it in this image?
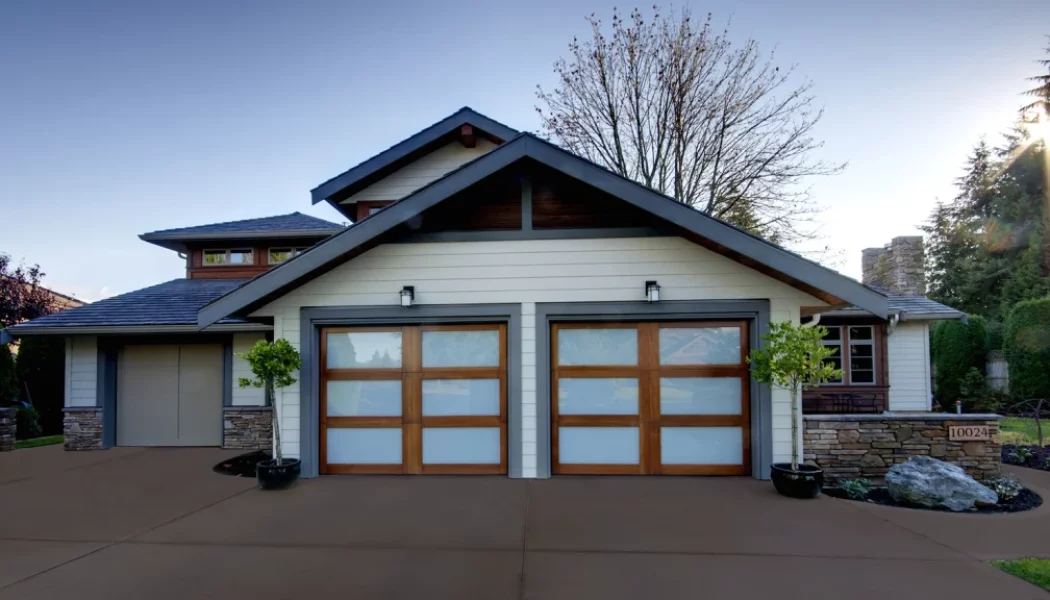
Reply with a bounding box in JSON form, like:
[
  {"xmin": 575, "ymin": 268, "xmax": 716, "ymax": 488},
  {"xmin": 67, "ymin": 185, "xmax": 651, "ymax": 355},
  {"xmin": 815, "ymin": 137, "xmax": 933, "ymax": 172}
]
[{"xmin": 459, "ymin": 124, "xmax": 476, "ymax": 148}]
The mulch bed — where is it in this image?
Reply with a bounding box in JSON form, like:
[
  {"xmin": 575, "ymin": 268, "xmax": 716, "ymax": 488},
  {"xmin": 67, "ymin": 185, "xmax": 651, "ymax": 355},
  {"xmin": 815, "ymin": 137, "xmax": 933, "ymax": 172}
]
[
  {"xmin": 1002, "ymin": 444, "xmax": 1050, "ymax": 471},
  {"xmin": 213, "ymin": 450, "xmax": 270, "ymax": 477},
  {"xmin": 824, "ymin": 486, "xmax": 1043, "ymax": 514}
]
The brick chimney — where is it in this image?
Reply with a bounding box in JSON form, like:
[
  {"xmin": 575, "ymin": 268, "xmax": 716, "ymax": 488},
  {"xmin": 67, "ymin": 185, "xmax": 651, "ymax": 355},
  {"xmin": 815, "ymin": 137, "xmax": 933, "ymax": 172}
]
[{"xmin": 861, "ymin": 236, "xmax": 926, "ymax": 296}]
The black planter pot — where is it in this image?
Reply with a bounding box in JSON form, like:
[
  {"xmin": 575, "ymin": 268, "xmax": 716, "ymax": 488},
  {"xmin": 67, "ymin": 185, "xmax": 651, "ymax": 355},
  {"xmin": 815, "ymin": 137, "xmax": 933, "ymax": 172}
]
[
  {"xmin": 770, "ymin": 463, "xmax": 823, "ymax": 499},
  {"xmin": 256, "ymin": 458, "xmax": 301, "ymax": 490}
]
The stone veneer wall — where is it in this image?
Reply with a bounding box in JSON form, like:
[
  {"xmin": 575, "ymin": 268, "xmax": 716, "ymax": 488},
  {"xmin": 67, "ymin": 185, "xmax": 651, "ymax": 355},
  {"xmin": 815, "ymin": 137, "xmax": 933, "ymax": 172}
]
[
  {"xmin": 63, "ymin": 407, "xmax": 104, "ymax": 450},
  {"xmin": 804, "ymin": 413, "xmax": 1001, "ymax": 484},
  {"xmin": 223, "ymin": 407, "xmax": 273, "ymax": 450},
  {"xmin": 0, "ymin": 407, "xmax": 15, "ymax": 451}
]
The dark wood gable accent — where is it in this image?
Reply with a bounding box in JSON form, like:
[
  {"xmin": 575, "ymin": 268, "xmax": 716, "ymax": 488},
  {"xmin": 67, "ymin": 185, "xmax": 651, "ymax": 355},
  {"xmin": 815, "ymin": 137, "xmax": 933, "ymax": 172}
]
[
  {"xmin": 395, "ymin": 170, "xmax": 522, "ymax": 233},
  {"xmin": 529, "ymin": 164, "xmax": 660, "ymax": 229}
]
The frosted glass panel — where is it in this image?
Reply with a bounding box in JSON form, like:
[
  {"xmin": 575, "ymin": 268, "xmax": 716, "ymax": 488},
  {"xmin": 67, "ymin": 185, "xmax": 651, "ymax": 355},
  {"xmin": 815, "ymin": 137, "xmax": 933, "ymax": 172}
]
[
  {"xmin": 659, "ymin": 327, "xmax": 741, "ymax": 365},
  {"xmin": 422, "ymin": 379, "xmax": 500, "ymax": 416},
  {"xmin": 422, "ymin": 330, "xmax": 499, "ymax": 367},
  {"xmin": 661, "ymin": 427, "xmax": 743, "ymax": 465},
  {"xmin": 326, "ymin": 380, "xmax": 402, "ymax": 417},
  {"xmin": 559, "ymin": 427, "xmax": 639, "ymax": 464},
  {"xmin": 558, "ymin": 328, "xmax": 637, "ymax": 366},
  {"xmin": 423, "ymin": 428, "xmax": 501, "ymax": 464},
  {"xmin": 327, "ymin": 428, "xmax": 402, "ymax": 464},
  {"xmin": 558, "ymin": 378, "xmax": 638, "ymax": 415},
  {"xmin": 327, "ymin": 332, "xmax": 402, "ymax": 368},
  {"xmin": 659, "ymin": 378, "xmax": 742, "ymax": 415}
]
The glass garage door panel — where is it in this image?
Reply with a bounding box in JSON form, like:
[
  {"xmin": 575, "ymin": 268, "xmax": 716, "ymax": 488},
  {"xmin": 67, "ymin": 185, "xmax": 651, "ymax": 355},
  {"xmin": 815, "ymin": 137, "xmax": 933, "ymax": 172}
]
[
  {"xmin": 326, "ymin": 380, "xmax": 402, "ymax": 416},
  {"xmin": 559, "ymin": 427, "xmax": 639, "ymax": 464},
  {"xmin": 327, "ymin": 331, "xmax": 402, "ymax": 368},
  {"xmin": 422, "ymin": 330, "xmax": 500, "ymax": 367},
  {"xmin": 659, "ymin": 378, "xmax": 741, "ymax": 415},
  {"xmin": 660, "ymin": 427, "xmax": 743, "ymax": 465},
  {"xmin": 558, "ymin": 378, "xmax": 638, "ymax": 415},
  {"xmin": 422, "ymin": 379, "xmax": 500, "ymax": 416},
  {"xmin": 659, "ymin": 327, "xmax": 741, "ymax": 365},
  {"xmin": 423, "ymin": 427, "xmax": 501, "ymax": 464},
  {"xmin": 327, "ymin": 428, "xmax": 402, "ymax": 464},
  {"xmin": 558, "ymin": 328, "xmax": 638, "ymax": 366}
]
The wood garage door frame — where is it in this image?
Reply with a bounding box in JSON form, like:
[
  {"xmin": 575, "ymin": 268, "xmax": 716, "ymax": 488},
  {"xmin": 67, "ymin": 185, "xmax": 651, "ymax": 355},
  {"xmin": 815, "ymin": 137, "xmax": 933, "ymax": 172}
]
[
  {"xmin": 551, "ymin": 321, "xmax": 751, "ymax": 475},
  {"xmin": 320, "ymin": 323, "xmax": 509, "ymax": 475},
  {"xmin": 535, "ymin": 301, "xmax": 772, "ymax": 480}
]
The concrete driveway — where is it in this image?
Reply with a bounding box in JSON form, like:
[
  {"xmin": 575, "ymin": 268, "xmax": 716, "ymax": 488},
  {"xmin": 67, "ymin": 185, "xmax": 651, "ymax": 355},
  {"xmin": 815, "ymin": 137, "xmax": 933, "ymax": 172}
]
[{"xmin": 1, "ymin": 446, "xmax": 1048, "ymax": 599}]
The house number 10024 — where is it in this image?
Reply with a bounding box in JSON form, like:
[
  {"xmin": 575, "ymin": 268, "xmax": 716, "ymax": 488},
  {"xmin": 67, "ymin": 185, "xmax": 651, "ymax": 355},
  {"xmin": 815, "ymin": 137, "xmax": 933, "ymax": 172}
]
[{"xmin": 947, "ymin": 425, "xmax": 991, "ymax": 441}]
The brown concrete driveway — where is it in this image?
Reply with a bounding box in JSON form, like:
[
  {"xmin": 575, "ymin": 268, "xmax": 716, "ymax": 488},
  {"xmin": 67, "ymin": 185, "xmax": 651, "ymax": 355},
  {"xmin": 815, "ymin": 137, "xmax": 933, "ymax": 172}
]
[{"xmin": 0, "ymin": 446, "xmax": 1047, "ymax": 599}]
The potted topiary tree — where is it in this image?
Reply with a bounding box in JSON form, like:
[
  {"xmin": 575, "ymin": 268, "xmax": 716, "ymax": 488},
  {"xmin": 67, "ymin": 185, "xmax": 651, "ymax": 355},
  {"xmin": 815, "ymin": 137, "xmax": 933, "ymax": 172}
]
[
  {"xmin": 748, "ymin": 321, "xmax": 842, "ymax": 498},
  {"xmin": 237, "ymin": 338, "xmax": 303, "ymax": 490}
]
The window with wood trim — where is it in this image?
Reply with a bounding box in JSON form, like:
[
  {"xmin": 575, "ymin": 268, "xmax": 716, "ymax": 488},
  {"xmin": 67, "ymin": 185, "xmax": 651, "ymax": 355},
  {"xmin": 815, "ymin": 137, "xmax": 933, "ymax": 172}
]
[
  {"xmin": 820, "ymin": 326, "xmax": 877, "ymax": 385},
  {"xmin": 202, "ymin": 249, "xmax": 253, "ymax": 266},
  {"xmin": 268, "ymin": 248, "xmax": 307, "ymax": 264},
  {"xmin": 551, "ymin": 322, "xmax": 750, "ymax": 476},
  {"xmin": 320, "ymin": 324, "xmax": 507, "ymax": 475}
]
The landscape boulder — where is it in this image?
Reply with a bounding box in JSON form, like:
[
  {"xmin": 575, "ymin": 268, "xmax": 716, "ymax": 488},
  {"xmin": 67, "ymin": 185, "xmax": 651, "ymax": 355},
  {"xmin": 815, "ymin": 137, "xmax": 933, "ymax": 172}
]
[{"xmin": 886, "ymin": 456, "xmax": 998, "ymax": 511}]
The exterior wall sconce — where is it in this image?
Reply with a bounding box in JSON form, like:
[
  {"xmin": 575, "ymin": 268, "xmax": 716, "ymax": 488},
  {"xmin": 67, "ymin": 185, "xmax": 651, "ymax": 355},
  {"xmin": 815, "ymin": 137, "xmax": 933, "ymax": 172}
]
[
  {"xmin": 645, "ymin": 280, "xmax": 660, "ymax": 303},
  {"xmin": 400, "ymin": 286, "xmax": 415, "ymax": 307}
]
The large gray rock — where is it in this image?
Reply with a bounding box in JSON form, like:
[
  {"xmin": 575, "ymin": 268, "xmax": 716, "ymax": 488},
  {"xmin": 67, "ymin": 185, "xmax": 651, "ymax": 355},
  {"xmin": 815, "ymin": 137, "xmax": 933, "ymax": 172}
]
[{"xmin": 886, "ymin": 456, "xmax": 998, "ymax": 512}]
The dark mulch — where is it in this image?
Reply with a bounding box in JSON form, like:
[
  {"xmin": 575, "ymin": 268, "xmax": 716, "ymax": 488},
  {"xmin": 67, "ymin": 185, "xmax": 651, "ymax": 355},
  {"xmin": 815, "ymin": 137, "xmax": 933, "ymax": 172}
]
[
  {"xmin": 213, "ymin": 450, "xmax": 270, "ymax": 477},
  {"xmin": 824, "ymin": 486, "xmax": 1043, "ymax": 514},
  {"xmin": 1002, "ymin": 444, "xmax": 1050, "ymax": 471}
]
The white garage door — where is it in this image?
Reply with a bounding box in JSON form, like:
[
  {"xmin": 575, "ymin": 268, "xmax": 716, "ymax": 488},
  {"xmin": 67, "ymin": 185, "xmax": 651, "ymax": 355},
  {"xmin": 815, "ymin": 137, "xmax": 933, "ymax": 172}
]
[{"xmin": 117, "ymin": 344, "xmax": 223, "ymax": 446}]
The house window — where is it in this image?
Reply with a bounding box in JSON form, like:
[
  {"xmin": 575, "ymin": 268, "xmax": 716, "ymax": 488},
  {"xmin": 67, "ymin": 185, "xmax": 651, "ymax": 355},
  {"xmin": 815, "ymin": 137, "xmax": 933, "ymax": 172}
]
[
  {"xmin": 368, "ymin": 206, "xmax": 384, "ymax": 216},
  {"xmin": 202, "ymin": 249, "xmax": 253, "ymax": 266},
  {"xmin": 820, "ymin": 326, "xmax": 876, "ymax": 385},
  {"xmin": 268, "ymin": 248, "xmax": 307, "ymax": 264}
]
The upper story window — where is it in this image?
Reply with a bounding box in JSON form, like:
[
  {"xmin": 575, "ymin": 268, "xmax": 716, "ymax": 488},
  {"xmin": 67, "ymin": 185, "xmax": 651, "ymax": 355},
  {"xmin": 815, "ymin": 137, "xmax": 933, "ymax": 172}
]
[
  {"xmin": 268, "ymin": 248, "xmax": 308, "ymax": 264},
  {"xmin": 368, "ymin": 206, "xmax": 384, "ymax": 216},
  {"xmin": 203, "ymin": 249, "xmax": 253, "ymax": 266},
  {"xmin": 820, "ymin": 325, "xmax": 876, "ymax": 385}
]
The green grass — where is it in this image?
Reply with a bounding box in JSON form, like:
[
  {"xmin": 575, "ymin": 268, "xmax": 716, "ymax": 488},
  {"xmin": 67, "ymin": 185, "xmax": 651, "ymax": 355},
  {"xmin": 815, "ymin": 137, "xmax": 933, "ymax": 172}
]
[
  {"xmin": 992, "ymin": 558, "xmax": 1050, "ymax": 591},
  {"xmin": 1001, "ymin": 417, "xmax": 1048, "ymax": 446},
  {"xmin": 14, "ymin": 435, "xmax": 64, "ymax": 450}
]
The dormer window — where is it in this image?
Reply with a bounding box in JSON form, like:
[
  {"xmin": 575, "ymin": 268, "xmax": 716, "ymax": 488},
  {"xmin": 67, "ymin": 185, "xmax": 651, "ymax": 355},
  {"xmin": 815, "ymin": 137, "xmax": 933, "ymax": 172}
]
[
  {"xmin": 203, "ymin": 249, "xmax": 253, "ymax": 266},
  {"xmin": 268, "ymin": 248, "xmax": 308, "ymax": 264}
]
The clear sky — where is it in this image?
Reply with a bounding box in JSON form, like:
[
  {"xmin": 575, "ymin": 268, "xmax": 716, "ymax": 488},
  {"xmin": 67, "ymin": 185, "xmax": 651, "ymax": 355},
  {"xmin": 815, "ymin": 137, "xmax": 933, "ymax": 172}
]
[{"xmin": 2, "ymin": 0, "xmax": 1048, "ymax": 301}]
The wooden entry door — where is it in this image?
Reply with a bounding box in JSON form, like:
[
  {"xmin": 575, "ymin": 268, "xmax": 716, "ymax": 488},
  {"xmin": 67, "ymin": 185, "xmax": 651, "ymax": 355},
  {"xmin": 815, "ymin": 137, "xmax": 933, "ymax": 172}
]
[
  {"xmin": 320, "ymin": 324, "xmax": 507, "ymax": 475},
  {"xmin": 551, "ymin": 322, "xmax": 751, "ymax": 475}
]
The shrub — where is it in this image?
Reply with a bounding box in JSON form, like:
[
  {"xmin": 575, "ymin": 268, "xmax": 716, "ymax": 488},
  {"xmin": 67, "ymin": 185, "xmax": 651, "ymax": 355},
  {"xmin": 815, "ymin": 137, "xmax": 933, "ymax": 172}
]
[
  {"xmin": 0, "ymin": 345, "xmax": 17, "ymax": 405},
  {"xmin": 15, "ymin": 404, "xmax": 41, "ymax": 440},
  {"xmin": 1003, "ymin": 297, "xmax": 1050, "ymax": 401},
  {"xmin": 958, "ymin": 367, "xmax": 1005, "ymax": 412},
  {"xmin": 931, "ymin": 317, "xmax": 987, "ymax": 409},
  {"xmin": 838, "ymin": 478, "xmax": 873, "ymax": 500},
  {"xmin": 983, "ymin": 474, "xmax": 1024, "ymax": 501},
  {"xmin": 14, "ymin": 337, "xmax": 65, "ymax": 435}
]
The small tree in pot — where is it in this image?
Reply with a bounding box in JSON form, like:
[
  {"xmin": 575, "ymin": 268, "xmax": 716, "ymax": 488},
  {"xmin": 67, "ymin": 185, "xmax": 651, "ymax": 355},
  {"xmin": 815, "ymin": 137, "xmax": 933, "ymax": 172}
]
[
  {"xmin": 748, "ymin": 321, "xmax": 842, "ymax": 498},
  {"xmin": 237, "ymin": 339, "xmax": 302, "ymax": 490}
]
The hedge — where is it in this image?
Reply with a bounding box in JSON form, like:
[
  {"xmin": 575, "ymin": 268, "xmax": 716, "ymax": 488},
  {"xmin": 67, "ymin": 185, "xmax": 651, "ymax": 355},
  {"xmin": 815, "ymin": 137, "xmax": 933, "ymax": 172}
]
[
  {"xmin": 1004, "ymin": 297, "xmax": 1050, "ymax": 401},
  {"xmin": 0, "ymin": 345, "xmax": 17, "ymax": 404},
  {"xmin": 931, "ymin": 315, "xmax": 987, "ymax": 409}
]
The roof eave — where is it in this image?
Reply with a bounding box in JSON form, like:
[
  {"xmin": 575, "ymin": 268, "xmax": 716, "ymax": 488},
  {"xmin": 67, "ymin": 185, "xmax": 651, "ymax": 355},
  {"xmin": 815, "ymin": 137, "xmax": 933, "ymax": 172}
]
[
  {"xmin": 139, "ymin": 229, "xmax": 344, "ymax": 251},
  {"xmin": 199, "ymin": 135, "xmax": 887, "ymax": 327},
  {"xmin": 310, "ymin": 108, "xmax": 519, "ymax": 205},
  {"xmin": 7, "ymin": 323, "xmax": 273, "ymax": 336}
]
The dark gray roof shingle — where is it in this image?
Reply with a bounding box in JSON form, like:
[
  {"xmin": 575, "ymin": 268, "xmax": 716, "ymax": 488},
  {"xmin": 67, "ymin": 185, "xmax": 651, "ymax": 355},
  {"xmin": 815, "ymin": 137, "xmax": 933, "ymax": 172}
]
[
  {"xmin": 142, "ymin": 212, "xmax": 344, "ymax": 239},
  {"xmin": 10, "ymin": 279, "xmax": 250, "ymax": 330}
]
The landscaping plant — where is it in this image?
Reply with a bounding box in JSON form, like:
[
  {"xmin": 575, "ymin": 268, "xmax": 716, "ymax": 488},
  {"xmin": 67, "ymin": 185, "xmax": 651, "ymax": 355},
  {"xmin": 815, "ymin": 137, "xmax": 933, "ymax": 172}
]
[
  {"xmin": 236, "ymin": 338, "xmax": 302, "ymax": 466},
  {"xmin": 983, "ymin": 475, "xmax": 1024, "ymax": 501},
  {"xmin": 748, "ymin": 321, "xmax": 842, "ymax": 471},
  {"xmin": 838, "ymin": 478, "xmax": 873, "ymax": 501}
]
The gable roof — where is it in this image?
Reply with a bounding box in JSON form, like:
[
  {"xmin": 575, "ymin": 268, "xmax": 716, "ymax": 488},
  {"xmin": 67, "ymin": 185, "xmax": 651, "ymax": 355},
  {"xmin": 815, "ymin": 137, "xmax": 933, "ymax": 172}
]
[
  {"xmin": 9, "ymin": 279, "xmax": 261, "ymax": 335},
  {"xmin": 199, "ymin": 133, "xmax": 887, "ymax": 327},
  {"xmin": 310, "ymin": 107, "xmax": 519, "ymax": 212},
  {"xmin": 140, "ymin": 212, "xmax": 345, "ymax": 251},
  {"xmin": 828, "ymin": 291, "xmax": 964, "ymax": 321}
]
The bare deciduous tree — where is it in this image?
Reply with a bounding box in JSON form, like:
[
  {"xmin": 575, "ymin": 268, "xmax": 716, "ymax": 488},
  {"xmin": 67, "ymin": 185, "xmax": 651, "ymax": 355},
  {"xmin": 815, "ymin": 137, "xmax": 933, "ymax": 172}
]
[{"xmin": 535, "ymin": 7, "xmax": 842, "ymax": 245}]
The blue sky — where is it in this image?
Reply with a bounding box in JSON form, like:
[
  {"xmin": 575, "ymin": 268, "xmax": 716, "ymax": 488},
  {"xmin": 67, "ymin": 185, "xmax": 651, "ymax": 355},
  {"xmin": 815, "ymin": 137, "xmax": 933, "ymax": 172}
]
[{"xmin": 1, "ymin": 0, "xmax": 1047, "ymax": 301}]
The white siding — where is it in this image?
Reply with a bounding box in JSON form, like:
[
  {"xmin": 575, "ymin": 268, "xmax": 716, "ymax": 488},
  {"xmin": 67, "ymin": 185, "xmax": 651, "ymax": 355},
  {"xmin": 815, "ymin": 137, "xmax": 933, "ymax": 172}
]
[
  {"xmin": 888, "ymin": 322, "xmax": 932, "ymax": 411},
  {"xmin": 231, "ymin": 332, "xmax": 268, "ymax": 406},
  {"xmin": 252, "ymin": 236, "xmax": 823, "ymax": 468},
  {"xmin": 343, "ymin": 139, "xmax": 498, "ymax": 203},
  {"xmin": 65, "ymin": 336, "xmax": 98, "ymax": 407}
]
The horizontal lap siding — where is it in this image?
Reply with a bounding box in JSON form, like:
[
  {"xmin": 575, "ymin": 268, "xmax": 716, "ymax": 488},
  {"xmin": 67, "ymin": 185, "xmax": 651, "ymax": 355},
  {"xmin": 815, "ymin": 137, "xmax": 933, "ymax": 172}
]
[
  {"xmin": 253, "ymin": 237, "xmax": 821, "ymax": 467},
  {"xmin": 345, "ymin": 139, "xmax": 498, "ymax": 203},
  {"xmin": 232, "ymin": 333, "xmax": 267, "ymax": 406},
  {"xmin": 888, "ymin": 322, "xmax": 932, "ymax": 411},
  {"xmin": 65, "ymin": 336, "xmax": 98, "ymax": 407}
]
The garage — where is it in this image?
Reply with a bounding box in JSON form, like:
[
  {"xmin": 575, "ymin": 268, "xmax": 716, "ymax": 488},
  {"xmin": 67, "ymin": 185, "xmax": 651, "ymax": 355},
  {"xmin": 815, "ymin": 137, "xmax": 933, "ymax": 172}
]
[
  {"xmin": 320, "ymin": 324, "xmax": 507, "ymax": 474},
  {"xmin": 116, "ymin": 344, "xmax": 224, "ymax": 446},
  {"xmin": 551, "ymin": 322, "xmax": 751, "ymax": 475}
]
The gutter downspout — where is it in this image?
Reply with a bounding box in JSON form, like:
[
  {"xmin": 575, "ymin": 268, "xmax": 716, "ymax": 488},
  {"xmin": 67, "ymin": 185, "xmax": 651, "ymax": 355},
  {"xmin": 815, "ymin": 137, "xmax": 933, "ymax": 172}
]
[
  {"xmin": 887, "ymin": 311, "xmax": 901, "ymax": 336},
  {"xmin": 801, "ymin": 313, "xmax": 821, "ymax": 328}
]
